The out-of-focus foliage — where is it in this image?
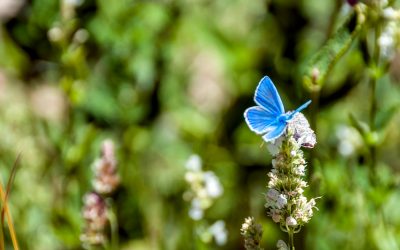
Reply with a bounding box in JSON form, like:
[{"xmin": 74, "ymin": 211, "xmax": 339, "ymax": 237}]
[{"xmin": 0, "ymin": 0, "xmax": 400, "ymax": 249}]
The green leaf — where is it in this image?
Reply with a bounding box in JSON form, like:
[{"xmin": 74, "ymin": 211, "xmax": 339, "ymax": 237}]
[
  {"xmin": 302, "ymin": 11, "xmax": 364, "ymax": 91},
  {"xmin": 349, "ymin": 114, "xmax": 382, "ymax": 147},
  {"xmin": 375, "ymin": 105, "xmax": 399, "ymax": 130},
  {"xmin": 349, "ymin": 113, "xmax": 369, "ymax": 137},
  {"xmin": 0, "ymin": 28, "xmax": 29, "ymax": 76}
]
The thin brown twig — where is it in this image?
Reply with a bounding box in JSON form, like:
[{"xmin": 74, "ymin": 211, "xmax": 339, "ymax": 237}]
[
  {"xmin": 2, "ymin": 154, "xmax": 21, "ymax": 224},
  {"xmin": 0, "ymin": 181, "xmax": 19, "ymax": 250},
  {"xmin": 0, "ymin": 154, "xmax": 21, "ymax": 250}
]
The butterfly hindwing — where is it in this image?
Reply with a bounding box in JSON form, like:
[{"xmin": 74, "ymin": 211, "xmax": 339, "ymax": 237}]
[
  {"xmin": 261, "ymin": 121, "xmax": 287, "ymax": 142},
  {"xmin": 244, "ymin": 106, "xmax": 278, "ymax": 134},
  {"xmin": 254, "ymin": 76, "xmax": 285, "ymax": 115}
]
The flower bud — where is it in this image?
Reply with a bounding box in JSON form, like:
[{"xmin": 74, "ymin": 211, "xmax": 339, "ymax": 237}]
[{"xmin": 286, "ymin": 216, "xmax": 297, "ymax": 226}]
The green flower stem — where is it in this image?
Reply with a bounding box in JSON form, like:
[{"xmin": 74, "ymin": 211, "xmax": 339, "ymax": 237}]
[
  {"xmin": 309, "ymin": 87, "xmax": 319, "ymax": 174},
  {"xmin": 193, "ymin": 221, "xmax": 204, "ymax": 250},
  {"xmin": 107, "ymin": 199, "xmax": 119, "ymax": 250},
  {"xmin": 288, "ymin": 229, "xmax": 294, "ymax": 250},
  {"xmin": 368, "ymin": 20, "xmax": 382, "ymax": 178},
  {"xmin": 286, "ymin": 197, "xmax": 295, "ymax": 250},
  {"xmin": 325, "ymin": 0, "xmax": 342, "ymax": 40}
]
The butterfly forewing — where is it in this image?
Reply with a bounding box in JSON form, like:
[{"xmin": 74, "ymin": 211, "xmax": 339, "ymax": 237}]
[
  {"xmin": 254, "ymin": 76, "xmax": 285, "ymax": 115},
  {"xmin": 244, "ymin": 106, "xmax": 278, "ymax": 134}
]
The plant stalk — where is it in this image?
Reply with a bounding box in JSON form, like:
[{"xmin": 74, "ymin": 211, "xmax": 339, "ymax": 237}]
[
  {"xmin": 368, "ymin": 21, "xmax": 381, "ymax": 178},
  {"xmin": 288, "ymin": 229, "xmax": 295, "ymax": 250}
]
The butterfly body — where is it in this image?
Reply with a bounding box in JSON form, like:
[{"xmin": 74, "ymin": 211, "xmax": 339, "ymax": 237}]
[
  {"xmin": 244, "ymin": 76, "xmax": 311, "ymax": 142},
  {"xmin": 277, "ymin": 113, "xmax": 290, "ymax": 123}
]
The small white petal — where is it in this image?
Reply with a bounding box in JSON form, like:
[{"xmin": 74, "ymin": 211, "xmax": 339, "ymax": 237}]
[
  {"xmin": 272, "ymin": 212, "xmax": 281, "ymax": 223},
  {"xmin": 288, "ymin": 113, "xmax": 316, "ymax": 148},
  {"xmin": 266, "ymin": 189, "xmax": 280, "ymax": 200},
  {"xmin": 286, "ymin": 216, "xmax": 297, "ymax": 226},
  {"xmin": 277, "ymin": 240, "xmax": 288, "ymax": 250},
  {"xmin": 189, "ymin": 202, "xmax": 203, "ymax": 221},
  {"xmin": 204, "ymin": 171, "xmax": 223, "ymax": 198},
  {"xmin": 185, "ymin": 154, "xmax": 202, "ymax": 171},
  {"xmin": 383, "ymin": 7, "xmax": 399, "ymax": 19},
  {"xmin": 208, "ymin": 220, "xmax": 228, "ymax": 246},
  {"xmin": 276, "ymin": 194, "xmax": 287, "ymax": 209}
]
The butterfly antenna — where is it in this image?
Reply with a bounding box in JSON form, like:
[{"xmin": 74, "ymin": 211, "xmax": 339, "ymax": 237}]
[
  {"xmin": 289, "ymin": 100, "xmax": 312, "ymax": 120},
  {"xmin": 295, "ymin": 100, "xmax": 312, "ymax": 113}
]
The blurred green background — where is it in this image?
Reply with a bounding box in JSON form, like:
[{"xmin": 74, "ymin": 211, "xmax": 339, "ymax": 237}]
[{"xmin": 0, "ymin": 0, "xmax": 400, "ymax": 249}]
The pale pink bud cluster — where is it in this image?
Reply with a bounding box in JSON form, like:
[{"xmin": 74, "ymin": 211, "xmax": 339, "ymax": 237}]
[
  {"xmin": 93, "ymin": 140, "xmax": 120, "ymax": 195},
  {"xmin": 240, "ymin": 217, "xmax": 264, "ymax": 250},
  {"xmin": 80, "ymin": 192, "xmax": 108, "ymax": 248},
  {"xmin": 81, "ymin": 139, "xmax": 120, "ymax": 248}
]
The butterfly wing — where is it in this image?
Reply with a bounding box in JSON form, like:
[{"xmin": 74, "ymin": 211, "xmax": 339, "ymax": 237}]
[
  {"xmin": 254, "ymin": 76, "xmax": 285, "ymax": 115},
  {"xmin": 245, "ymin": 76, "xmax": 291, "ymax": 141},
  {"xmin": 261, "ymin": 121, "xmax": 287, "ymax": 142},
  {"xmin": 244, "ymin": 106, "xmax": 278, "ymax": 134}
]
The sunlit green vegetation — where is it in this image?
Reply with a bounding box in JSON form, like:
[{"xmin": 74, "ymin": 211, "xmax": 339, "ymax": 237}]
[{"xmin": 0, "ymin": 0, "xmax": 400, "ymax": 249}]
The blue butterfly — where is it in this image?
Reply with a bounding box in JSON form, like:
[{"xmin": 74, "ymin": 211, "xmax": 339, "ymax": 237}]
[{"xmin": 244, "ymin": 76, "xmax": 311, "ymax": 142}]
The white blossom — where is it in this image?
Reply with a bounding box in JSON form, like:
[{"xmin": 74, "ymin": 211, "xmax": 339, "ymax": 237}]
[
  {"xmin": 63, "ymin": 0, "xmax": 83, "ymax": 7},
  {"xmin": 276, "ymin": 194, "xmax": 288, "ymax": 209},
  {"xmin": 185, "ymin": 154, "xmax": 202, "ymax": 171},
  {"xmin": 184, "ymin": 155, "xmax": 224, "ymax": 223},
  {"xmin": 189, "ymin": 198, "xmax": 203, "ymax": 220},
  {"xmin": 383, "ymin": 7, "xmax": 400, "ymax": 20},
  {"xmin": 277, "ymin": 240, "xmax": 288, "ymax": 250},
  {"xmin": 267, "ymin": 189, "xmax": 280, "ymax": 200},
  {"xmin": 267, "ymin": 137, "xmax": 284, "ymax": 155},
  {"xmin": 208, "ymin": 220, "xmax": 228, "ymax": 246},
  {"xmin": 378, "ymin": 20, "xmax": 399, "ymax": 60},
  {"xmin": 204, "ymin": 171, "xmax": 223, "ymax": 198},
  {"xmin": 286, "ymin": 216, "xmax": 297, "ymax": 226},
  {"xmin": 294, "ymin": 164, "xmax": 306, "ymax": 176},
  {"xmin": 336, "ymin": 125, "xmax": 362, "ymax": 157},
  {"xmin": 288, "ymin": 113, "xmax": 316, "ymax": 148},
  {"xmin": 241, "ymin": 217, "xmax": 251, "ymax": 232},
  {"xmin": 0, "ymin": 0, "xmax": 24, "ymax": 21}
]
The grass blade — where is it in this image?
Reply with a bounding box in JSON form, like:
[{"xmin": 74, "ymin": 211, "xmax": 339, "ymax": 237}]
[{"xmin": 0, "ymin": 155, "xmax": 21, "ymax": 250}]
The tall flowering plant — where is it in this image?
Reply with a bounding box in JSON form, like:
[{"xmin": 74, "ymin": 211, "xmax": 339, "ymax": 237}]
[
  {"xmin": 242, "ymin": 76, "xmax": 317, "ymax": 250},
  {"xmin": 81, "ymin": 139, "xmax": 120, "ymax": 249}
]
